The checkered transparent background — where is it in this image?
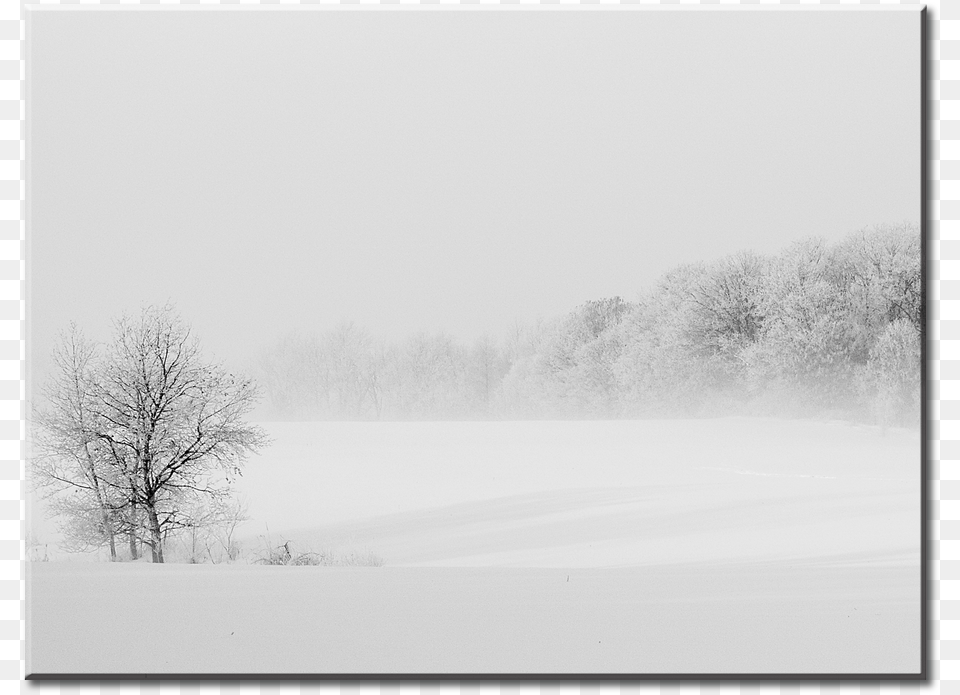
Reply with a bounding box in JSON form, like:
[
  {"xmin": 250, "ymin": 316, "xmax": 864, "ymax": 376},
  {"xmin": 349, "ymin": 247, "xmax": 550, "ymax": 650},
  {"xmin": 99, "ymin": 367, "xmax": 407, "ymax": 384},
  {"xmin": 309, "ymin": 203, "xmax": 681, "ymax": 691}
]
[{"xmin": 3, "ymin": 0, "xmax": 944, "ymax": 692}]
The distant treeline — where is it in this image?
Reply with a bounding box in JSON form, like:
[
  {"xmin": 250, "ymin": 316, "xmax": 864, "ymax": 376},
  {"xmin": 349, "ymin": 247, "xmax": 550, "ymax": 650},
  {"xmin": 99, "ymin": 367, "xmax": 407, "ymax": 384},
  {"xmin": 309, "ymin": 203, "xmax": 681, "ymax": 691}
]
[{"xmin": 258, "ymin": 224, "xmax": 921, "ymax": 426}]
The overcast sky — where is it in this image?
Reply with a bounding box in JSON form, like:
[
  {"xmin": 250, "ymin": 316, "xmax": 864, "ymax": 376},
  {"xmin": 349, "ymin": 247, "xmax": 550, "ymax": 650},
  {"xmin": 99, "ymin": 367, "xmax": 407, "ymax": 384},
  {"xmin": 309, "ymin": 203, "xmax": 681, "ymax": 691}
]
[{"xmin": 27, "ymin": 8, "xmax": 920, "ymax": 383}]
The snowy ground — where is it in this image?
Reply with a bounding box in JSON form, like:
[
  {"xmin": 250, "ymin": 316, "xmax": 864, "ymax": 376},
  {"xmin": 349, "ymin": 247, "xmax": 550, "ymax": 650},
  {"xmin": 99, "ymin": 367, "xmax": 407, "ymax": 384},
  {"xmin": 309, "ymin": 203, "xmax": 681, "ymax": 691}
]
[
  {"xmin": 30, "ymin": 560, "xmax": 917, "ymax": 675},
  {"xmin": 28, "ymin": 418, "xmax": 921, "ymax": 675},
  {"xmin": 237, "ymin": 418, "xmax": 918, "ymax": 569}
]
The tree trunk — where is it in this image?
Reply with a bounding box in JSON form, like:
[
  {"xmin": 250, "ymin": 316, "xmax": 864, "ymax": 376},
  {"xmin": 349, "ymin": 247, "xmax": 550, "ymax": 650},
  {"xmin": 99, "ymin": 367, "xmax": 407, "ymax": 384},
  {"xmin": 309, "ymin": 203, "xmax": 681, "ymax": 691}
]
[
  {"xmin": 102, "ymin": 511, "xmax": 117, "ymax": 562},
  {"xmin": 128, "ymin": 530, "xmax": 138, "ymax": 561},
  {"xmin": 146, "ymin": 506, "xmax": 164, "ymax": 563},
  {"xmin": 84, "ymin": 451, "xmax": 116, "ymax": 562}
]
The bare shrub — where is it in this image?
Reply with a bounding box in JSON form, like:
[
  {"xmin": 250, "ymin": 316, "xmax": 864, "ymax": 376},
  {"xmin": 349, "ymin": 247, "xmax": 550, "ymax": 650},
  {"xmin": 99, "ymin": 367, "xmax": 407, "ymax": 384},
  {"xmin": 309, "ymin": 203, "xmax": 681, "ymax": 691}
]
[{"xmin": 255, "ymin": 538, "xmax": 383, "ymax": 567}]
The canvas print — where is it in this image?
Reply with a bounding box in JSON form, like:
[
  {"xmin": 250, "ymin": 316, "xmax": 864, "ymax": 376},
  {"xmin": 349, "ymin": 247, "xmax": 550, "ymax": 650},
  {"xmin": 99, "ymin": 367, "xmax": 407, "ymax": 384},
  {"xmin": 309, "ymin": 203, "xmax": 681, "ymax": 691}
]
[{"xmin": 25, "ymin": 7, "xmax": 922, "ymax": 676}]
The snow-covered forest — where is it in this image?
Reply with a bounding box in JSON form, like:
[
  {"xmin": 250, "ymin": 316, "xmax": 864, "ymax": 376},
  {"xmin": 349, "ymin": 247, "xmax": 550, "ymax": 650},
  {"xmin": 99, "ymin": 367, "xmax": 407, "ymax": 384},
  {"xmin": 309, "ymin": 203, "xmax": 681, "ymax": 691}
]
[{"xmin": 259, "ymin": 223, "xmax": 921, "ymax": 425}]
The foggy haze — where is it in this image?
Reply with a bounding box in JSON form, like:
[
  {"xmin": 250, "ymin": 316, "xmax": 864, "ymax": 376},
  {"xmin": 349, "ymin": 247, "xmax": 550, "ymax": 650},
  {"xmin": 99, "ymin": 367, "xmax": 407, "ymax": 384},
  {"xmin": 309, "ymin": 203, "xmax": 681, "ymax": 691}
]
[{"xmin": 27, "ymin": 9, "xmax": 920, "ymax": 388}]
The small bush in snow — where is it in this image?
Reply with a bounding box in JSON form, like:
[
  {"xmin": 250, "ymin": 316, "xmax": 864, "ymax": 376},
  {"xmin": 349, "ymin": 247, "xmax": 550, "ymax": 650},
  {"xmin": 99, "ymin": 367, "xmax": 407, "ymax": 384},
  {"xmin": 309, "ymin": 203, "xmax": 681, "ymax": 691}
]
[{"xmin": 255, "ymin": 540, "xmax": 383, "ymax": 567}]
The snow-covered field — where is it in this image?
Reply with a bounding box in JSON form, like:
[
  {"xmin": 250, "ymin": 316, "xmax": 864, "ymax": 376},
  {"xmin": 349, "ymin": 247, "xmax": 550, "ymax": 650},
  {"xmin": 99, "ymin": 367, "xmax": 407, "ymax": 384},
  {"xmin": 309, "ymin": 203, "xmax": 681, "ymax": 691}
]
[
  {"xmin": 28, "ymin": 418, "xmax": 921, "ymax": 675},
  {"xmin": 30, "ymin": 560, "xmax": 917, "ymax": 675}
]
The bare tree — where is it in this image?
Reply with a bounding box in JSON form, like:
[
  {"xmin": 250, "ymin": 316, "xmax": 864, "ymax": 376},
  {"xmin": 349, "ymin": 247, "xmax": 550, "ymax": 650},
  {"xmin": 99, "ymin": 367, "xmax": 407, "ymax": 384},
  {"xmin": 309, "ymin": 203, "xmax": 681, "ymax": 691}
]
[
  {"xmin": 33, "ymin": 306, "xmax": 269, "ymax": 563},
  {"xmin": 33, "ymin": 326, "xmax": 124, "ymax": 561},
  {"xmin": 212, "ymin": 498, "xmax": 250, "ymax": 562}
]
